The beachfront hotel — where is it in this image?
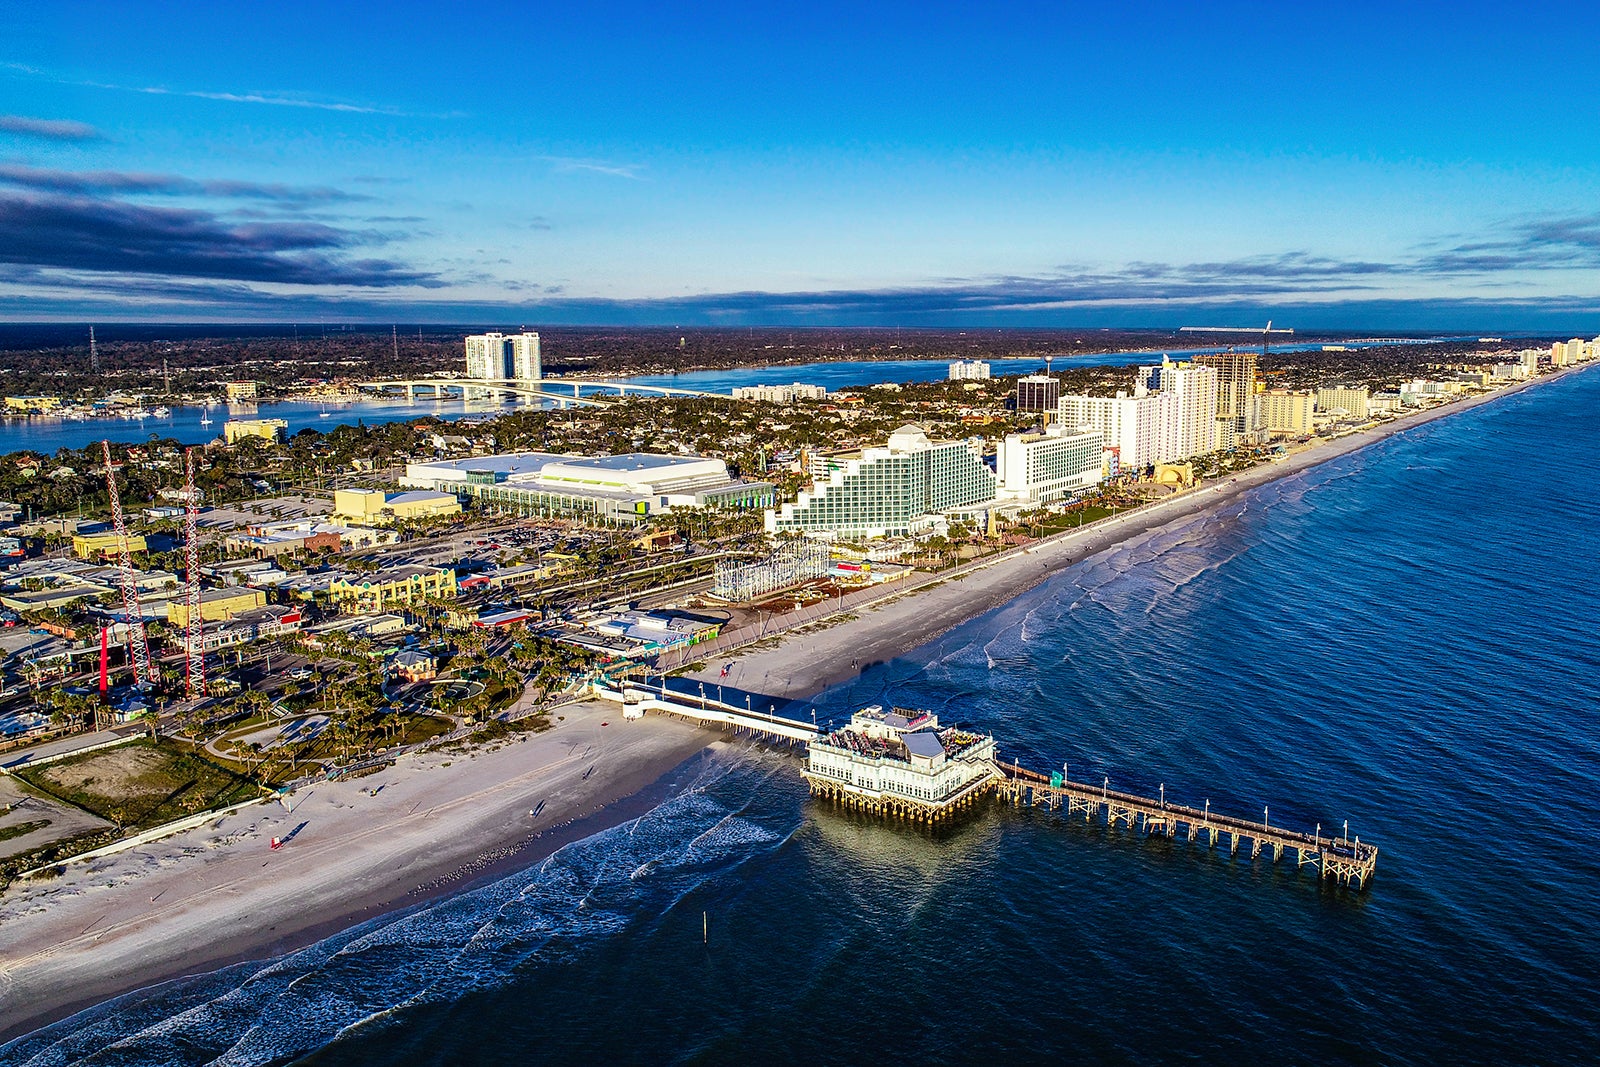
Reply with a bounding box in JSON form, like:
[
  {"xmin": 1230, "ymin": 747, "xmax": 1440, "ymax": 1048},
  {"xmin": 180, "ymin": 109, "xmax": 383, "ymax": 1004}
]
[
  {"xmin": 1055, "ymin": 359, "xmax": 1226, "ymax": 473},
  {"xmin": 1141, "ymin": 358, "xmax": 1219, "ymax": 458},
  {"xmin": 766, "ymin": 425, "xmax": 997, "ymax": 538},
  {"xmin": 802, "ymin": 705, "xmax": 1000, "ymax": 820},
  {"xmin": 1194, "ymin": 350, "xmax": 1259, "ymax": 447},
  {"xmin": 995, "ymin": 425, "xmax": 1104, "ymax": 504}
]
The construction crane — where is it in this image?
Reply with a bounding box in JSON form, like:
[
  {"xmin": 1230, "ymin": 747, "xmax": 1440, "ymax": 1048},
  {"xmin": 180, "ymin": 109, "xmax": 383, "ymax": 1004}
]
[
  {"xmin": 101, "ymin": 440, "xmax": 154, "ymax": 687},
  {"xmin": 1178, "ymin": 322, "xmax": 1296, "ymax": 335},
  {"xmin": 1178, "ymin": 321, "xmax": 1295, "ymax": 360},
  {"xmin": 183, "ymin": 447, "xmax": 205, "ymax": 700}
]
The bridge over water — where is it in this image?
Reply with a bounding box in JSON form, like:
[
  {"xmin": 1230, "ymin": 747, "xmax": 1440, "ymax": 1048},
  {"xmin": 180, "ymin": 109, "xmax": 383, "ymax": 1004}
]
[{"xmin": 359, "ymin": 377, "xmax": 718, "ymax": 407}]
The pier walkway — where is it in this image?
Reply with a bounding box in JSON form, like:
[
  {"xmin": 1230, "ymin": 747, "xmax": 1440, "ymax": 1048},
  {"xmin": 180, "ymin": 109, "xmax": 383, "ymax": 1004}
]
[
  {"xmin": 586, "ymin": 684, "xmax": 1377, "ymax": 890},
  {"xmin": 591, "ymin": 680, "xmax": 820, "ymax": 744},
  {"xmin": 995, "ymin": 762, "xmax": 1377, "ymax": 888}
]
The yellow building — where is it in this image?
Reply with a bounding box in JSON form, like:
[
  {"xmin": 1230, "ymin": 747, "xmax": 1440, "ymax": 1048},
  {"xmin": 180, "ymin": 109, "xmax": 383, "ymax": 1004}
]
[
  {"xmin": 168, "ymin": 586, "xmax": 268, "ymax": 626},
  {"xmin": 333, "ymin": 488, "xmax": 461, "ymax": 524},
  {"xmin": 1255, "ymin": 389, "xmax": 1317, "ymax": 435},
  {"xmin": 224, "ymin": 380, "xmax": 259, "ymax": 401},
  {"xmin": 329, "ymin": 565, "xmax": 457, "ymax": 612},
  {"xmin": 224, "ymin": 418, "xmax": 288, "ymax": 444},
  {"xmin": 73, "ymin": 531, "xmax": 147, "ymax": 559},
  {"xmin": 333, "ymin": 488, "xmax": 387, "ymax": 522}
]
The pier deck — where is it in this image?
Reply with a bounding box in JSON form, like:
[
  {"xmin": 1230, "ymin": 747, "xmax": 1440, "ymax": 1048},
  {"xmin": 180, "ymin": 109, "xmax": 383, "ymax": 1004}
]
[{"xmin": 995, "ymin": 762, "xmax": 1377, "ymax": 889}]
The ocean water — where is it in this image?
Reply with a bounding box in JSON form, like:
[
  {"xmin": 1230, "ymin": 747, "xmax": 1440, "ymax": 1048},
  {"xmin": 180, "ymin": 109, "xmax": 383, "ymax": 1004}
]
[{"xmin": 5, "ymin": 368, "xmax": 1598, "ymax": 1066}]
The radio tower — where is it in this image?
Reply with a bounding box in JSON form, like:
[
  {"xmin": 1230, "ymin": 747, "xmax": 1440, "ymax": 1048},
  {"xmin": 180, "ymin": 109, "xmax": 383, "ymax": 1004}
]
[
  {"xmin": 101, "ymin": 441, "xmax": 153, "ymax": 687},
  {"xmin": 183, "ymin": 447, "xmax": 205, "ymax": 699},
  {"xmin": 89, "ymin": 325, "xmax": 99, "ymax": 375}
]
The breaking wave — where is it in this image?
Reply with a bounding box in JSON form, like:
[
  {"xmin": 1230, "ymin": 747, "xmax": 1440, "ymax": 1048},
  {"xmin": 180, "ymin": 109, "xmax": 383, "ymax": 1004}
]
[{"xmin": 2, "ymin": 758, "xmax": 794, "ymax": 1067}]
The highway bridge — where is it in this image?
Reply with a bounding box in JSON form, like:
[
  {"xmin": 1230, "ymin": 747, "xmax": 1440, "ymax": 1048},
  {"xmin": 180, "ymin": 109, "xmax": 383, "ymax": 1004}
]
[{"xmin": 358, "ymin": 377, "xmax": 717, "ymax": 407}]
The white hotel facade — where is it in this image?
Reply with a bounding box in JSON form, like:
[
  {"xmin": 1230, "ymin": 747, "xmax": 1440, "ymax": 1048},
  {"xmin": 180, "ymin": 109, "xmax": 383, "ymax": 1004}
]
[
  {"xmin": 464, "ymin": 331, "xmax": 542, "ymax": 384},
  {"xmin": 1056, "ymin": 358, "xmax": 1219, "ymax": 473}
]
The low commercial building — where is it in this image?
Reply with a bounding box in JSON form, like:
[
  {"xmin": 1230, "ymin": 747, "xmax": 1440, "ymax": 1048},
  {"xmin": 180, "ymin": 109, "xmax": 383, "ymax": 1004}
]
[
  {"xmin": 225, "ymin": 528, "xmax": 343, "ymax": 558},
  {"xmin": 223, "ymin": 418, "xmax": 287, "ymax": 445},
  {"xmin": 200, "ymin": 604, "xmax": 303, "ymax": 650},
  {"xmin": 388, "ymin": 648, "xmax": 439, "ymax": 682},
  {"xmin": 249, "ymin": 518, "xmax": 396, "ymax": 550},
  {"xmin": 405, "ymin": 451, "xmax": 772, "ymax": 525},
  {"xmin": 456, "ymin": 559, "xmax": 572, "ymax": 592},
  {"xmin": 301, "ymin": 612, "xmax": 408, "ymax": 646},
  {"xmin": 731, "ymin": 383, "xmax": 827, "ymax": 403},
  {"xmin": 328, "ymin": 565, "xmax": 457, "ymax": 612},
  {"xmin": 332, "ymin": 488, "xmax": 462, "ymax": 525},
  {"xmin": 0, "ymin": 584, "xmax": 112, "ymax": 613},
  {"xmin": 72, "ymin": 532, "xmax": 146, "ymax": 559},
  {"xmin": 168, "ymin": 586, "xmax": 268, "ymax": 627}
]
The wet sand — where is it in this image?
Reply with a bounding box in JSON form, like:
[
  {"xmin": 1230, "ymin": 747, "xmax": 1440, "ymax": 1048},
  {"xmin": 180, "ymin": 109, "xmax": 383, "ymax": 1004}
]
[
  {"xmin": 0, "ymin": 701, "xmax": 712, "ymax": 1042},
  {"xmin": 2, "ymin": 362, "xmax": 1591, "ymax": 1046}
]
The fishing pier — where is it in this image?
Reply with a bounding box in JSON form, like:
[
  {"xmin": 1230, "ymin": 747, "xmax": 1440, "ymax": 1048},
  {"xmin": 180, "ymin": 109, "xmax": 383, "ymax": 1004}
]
[
  {"xmin": 594, "ymin": 684, "xmax": 1378, "ymax": 890},
  {"xmin": 995, "ymin": 762, "xmax": 1378, "ymax": 889}
]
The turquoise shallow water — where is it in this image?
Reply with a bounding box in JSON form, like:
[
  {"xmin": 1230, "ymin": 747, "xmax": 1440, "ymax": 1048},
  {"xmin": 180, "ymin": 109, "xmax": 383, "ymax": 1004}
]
[{"xmin": 6, "ymin": 367, "xmax": 1599, "ymax": 1066}]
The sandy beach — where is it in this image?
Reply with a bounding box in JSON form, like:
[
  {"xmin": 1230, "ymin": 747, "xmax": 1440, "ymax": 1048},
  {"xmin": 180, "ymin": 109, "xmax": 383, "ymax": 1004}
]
[
  {"xmin": 0, "ymin": 362, "xmax": 1591, "ymax": 1045},
  {"xmin": 0, "ymin": 700, "xmax": 711, "ymax": 1041}
]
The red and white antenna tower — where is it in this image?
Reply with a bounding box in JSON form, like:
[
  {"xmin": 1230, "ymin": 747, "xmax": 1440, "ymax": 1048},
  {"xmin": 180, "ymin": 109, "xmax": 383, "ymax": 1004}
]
[
  {"xmin": 101, "ymin": 440, "xmax": 153, "ymax": 687},
  {"xmin": 183, "ymin": 447, "xmax": 205, "ymax": 699}
]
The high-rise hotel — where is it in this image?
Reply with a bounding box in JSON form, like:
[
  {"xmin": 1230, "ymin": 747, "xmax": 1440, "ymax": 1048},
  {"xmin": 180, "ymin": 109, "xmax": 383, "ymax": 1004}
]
[{"xmin": 464, "ymin": 331, "xmax": 541, "ymax": 384}]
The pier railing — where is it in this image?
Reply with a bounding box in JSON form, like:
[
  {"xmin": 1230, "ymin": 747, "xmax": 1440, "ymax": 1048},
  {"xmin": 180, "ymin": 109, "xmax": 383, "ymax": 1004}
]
[{"xmin": 995, "ymin": 761, "xmax": 1377, "ymax": 889}]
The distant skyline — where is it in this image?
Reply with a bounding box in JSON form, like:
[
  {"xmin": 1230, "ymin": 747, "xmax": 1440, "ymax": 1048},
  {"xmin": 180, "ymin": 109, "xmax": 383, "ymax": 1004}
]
[{"xmin": 2, "ymin": 1, "xmax": 1599, "ymax": 330}]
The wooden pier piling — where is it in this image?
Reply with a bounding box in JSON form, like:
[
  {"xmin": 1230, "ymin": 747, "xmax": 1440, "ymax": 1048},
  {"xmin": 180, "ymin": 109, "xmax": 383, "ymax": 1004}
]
[{"xmin": 993, "ymin": 762, "xmax": 1377, "ymax": 889}]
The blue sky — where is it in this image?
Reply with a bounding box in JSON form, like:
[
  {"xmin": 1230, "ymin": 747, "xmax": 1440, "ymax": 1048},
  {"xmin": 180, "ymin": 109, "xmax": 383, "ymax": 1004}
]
[{"xmin": 2, "ymin": 1, "xmax": 1598, "ymax": 329}]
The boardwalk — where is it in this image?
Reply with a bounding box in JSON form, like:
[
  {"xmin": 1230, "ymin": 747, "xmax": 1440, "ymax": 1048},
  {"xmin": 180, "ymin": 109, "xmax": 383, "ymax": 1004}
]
[{"xmin": 995, "ymin": 762, "xmax": 1377, "ymax": 889}]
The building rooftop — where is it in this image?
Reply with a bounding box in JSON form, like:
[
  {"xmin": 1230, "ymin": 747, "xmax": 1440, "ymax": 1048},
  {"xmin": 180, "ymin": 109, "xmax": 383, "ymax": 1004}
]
[
  {"xmin": 585, "ymin": 454, "xmax": 688, "ymax": 472},
  {"xmin": 902, "ymin": 731, "xmax": 946, "ymax": 760}
]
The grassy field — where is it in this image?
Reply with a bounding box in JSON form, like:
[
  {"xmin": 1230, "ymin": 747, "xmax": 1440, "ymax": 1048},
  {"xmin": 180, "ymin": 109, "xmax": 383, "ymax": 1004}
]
[
  {"xmin": 14, "ymin": 739, "xmax": 262, "ymax": 831},
  {"xmin": 0, "ymin": 819, "xmax": 50, "ymax": 844}
]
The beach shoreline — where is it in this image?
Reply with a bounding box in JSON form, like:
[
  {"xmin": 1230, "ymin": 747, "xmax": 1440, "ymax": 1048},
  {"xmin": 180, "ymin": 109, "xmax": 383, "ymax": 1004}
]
[
  {"xmin": 0, "ymin": 701, "xmax": 715, "ymax": 1044},
  {"xmin": 1, "ymin": 362, "xmax": 1591, "ymax": 1047},
  {"xmin": 685, "ymin": 363, "xmax": 1598, "ymax": 701}
]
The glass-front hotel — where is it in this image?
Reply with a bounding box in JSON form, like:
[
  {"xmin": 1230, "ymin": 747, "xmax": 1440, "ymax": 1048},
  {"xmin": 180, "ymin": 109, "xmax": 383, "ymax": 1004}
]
[{"xmin": 768, "ymin": 425, "xmax": 997, "ymax": 538}]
